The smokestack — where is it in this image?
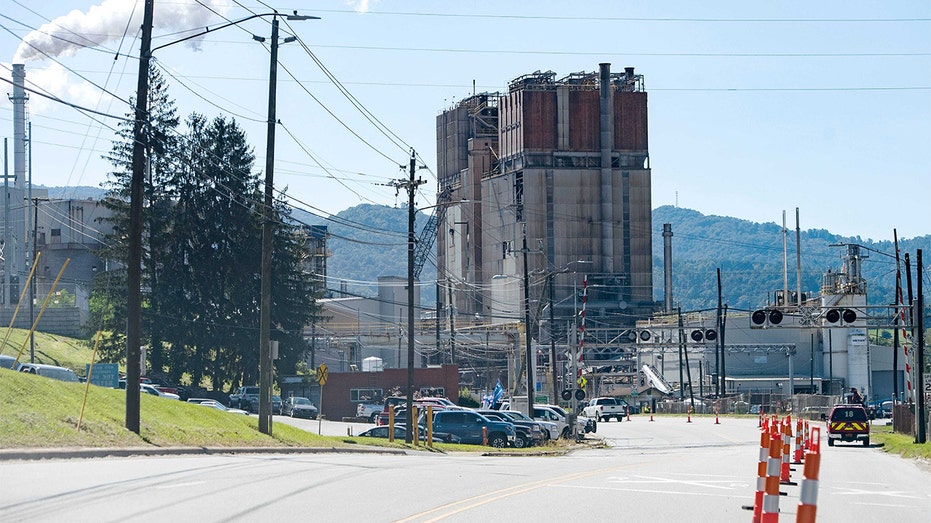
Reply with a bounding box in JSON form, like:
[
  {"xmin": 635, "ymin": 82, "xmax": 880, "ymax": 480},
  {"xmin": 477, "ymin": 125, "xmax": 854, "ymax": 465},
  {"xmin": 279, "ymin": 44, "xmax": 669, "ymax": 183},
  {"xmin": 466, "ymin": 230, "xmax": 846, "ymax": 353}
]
[
  {"xmin": 11, "ymin": 64, "xmax": 26, "ymax": 190},
  {"xmin": 663, "ymin": 223, "xmax": 673, "ymax": 313},
  {"xmin": 599, "ymin": 63, "xmax": 614, "ymax": 273}
]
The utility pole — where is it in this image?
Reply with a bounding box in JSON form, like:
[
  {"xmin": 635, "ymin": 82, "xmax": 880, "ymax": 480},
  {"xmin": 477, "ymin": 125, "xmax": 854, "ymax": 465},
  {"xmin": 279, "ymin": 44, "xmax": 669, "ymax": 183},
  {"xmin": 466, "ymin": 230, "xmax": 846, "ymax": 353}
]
[
  {"xmin": 522, "ymin": 223, "xmax": 535, "ymax": 417},
  {"xmin": 915, "ymin": 249, "xmax": 925, "ymax": 444},
  {"xmin": 715, "ymin": 268, "xmax": 723, "ymax": 396},
  {"xmin": 390, "ymin": 149, "xmax": 425, "ymax": 443},
  {"xmin": 256, "ymin": 12, "xmax": 316, "ymax": 435},
  {"xmin": 448, "ymin": 284, "xmax": 456, "ymax": 364},
  {"xmin": 2, "ymin": 138, "xmax": 8, "ymax": 308},
  {"xmin": 548, "ymin": 271, "xmax": 557, "ymax": 403},
  {"xmin": 28, "ymin": 197, "xmax": 47, "ymax": 363},
  {"xmin": 258, "ymin": 16, "xmax": 283, "ymax": 436},
  {"xmin": 126, "ymin": 0, "xmax": 154, "ymax": 434},
  {"xmin": 677, "ymin": 307, "xmax": 685, "ymax": 401}
]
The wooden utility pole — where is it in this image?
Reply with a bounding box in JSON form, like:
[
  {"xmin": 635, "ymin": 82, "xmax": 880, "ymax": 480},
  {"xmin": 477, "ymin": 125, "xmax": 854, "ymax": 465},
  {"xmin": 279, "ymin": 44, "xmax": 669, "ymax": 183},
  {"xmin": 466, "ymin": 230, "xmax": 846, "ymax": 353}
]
[
  {"xmin": 391, "ymin": 149, "xmax": 425, "ymax": 443},
  {"xmin": 126, "ymin": 0, "xmax": 155, "ymax": 434}
]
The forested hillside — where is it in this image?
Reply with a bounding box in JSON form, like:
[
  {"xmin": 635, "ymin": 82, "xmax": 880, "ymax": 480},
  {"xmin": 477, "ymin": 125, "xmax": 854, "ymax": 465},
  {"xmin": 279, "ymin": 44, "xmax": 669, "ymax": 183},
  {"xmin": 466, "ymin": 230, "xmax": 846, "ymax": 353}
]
[
  {"xmin": 652, "ymin": 206, "xmax": 929, "ymax": 311},
  {"xmin": 293, "ymin": 204, "xmax": 437, "ymax": 302},
  {"xmin": 57, "ymin": 185, "xmax": 926, "ymax": 314},
  {"xmin": 313, "ymin": 203, "xmax": 928, "ymax": 313}
]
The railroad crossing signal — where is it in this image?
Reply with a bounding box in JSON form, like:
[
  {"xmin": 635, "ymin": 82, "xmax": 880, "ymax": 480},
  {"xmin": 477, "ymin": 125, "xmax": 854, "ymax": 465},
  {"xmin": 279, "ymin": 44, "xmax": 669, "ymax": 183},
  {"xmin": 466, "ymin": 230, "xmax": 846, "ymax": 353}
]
[{"xmin": 317, "ymin": 363, "xmax": 328, "ymax": 386}]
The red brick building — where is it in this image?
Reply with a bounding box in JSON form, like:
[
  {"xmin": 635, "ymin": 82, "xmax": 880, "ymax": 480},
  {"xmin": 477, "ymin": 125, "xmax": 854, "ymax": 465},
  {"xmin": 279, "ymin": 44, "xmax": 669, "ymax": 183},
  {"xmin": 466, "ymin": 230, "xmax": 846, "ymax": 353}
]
[{"xmin": 284, "ymin": 365, "xmax": 459, "ymax": 420}]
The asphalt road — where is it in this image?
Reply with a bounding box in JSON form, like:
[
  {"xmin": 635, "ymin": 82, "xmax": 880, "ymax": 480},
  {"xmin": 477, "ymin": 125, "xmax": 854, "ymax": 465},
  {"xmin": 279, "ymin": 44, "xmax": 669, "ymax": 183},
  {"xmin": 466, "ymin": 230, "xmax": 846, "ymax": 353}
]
[{"xmin": 2, "ymin": 416, "xmax": 929, "ymax": 522}]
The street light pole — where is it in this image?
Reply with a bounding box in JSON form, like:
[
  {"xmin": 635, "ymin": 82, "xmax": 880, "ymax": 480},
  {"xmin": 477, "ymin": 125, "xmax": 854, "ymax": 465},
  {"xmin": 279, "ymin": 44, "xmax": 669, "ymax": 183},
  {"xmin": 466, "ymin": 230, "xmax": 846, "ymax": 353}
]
[
  {"xmin": 258, "ymin": 13, "xmax": 317, "ymax": 435},
  {"xmin": 257, "ymin": 15, "xmax": 282, "ymax": 436},
  {"xmin": 127, "ymin": 9, "xmax": 315, "ymax": 436}
]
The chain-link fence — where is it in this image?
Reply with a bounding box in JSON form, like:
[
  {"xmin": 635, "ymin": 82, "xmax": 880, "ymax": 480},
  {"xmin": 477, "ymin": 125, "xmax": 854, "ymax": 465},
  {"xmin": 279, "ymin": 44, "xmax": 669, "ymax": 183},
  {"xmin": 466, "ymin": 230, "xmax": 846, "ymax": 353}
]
[{"xmin": 652, "ymin": 393, "xmax": 841, "ymax": 418}]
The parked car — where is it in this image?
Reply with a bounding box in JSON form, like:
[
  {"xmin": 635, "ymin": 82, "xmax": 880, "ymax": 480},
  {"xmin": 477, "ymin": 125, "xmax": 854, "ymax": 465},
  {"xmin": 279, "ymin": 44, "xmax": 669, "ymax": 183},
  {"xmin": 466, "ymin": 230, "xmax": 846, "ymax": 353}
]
[
  {"xmin": 496, "ymin": 409, "xmax": 559, "ymax": 441},
  {"xmin": 582, "ymin": 397, "xmax": 629, "ymax": 422},
  {"xmin": 142, "ymin": 377, "xmax": 179, "ymax": 396},
  {"xmin": 543, "ymin": 403, "xmax": 596, "ymax": 434},
  {"xmin": 377, "ymin": 398, "xmax": 453, "ymax": 426},
  {"xmin": 827, "ymin": 404, "xmax": 870, "ymax": 447},
  {"xmin": 420, "ymin": 409, "xmax": 516, "ymax": 447},
  {"xmin": 187, "ymin": 398, "xmax": 249, "ymax": 415},
  {"xmin": 0, "ymin": 355, "xmax": 21, "ymax": 371},
  {"xmin": 272, "ymin": 395, "xmax": 283, "ymax": 415},
  {"xmin": 18, "ymin": 363, "xmax": 80, "ymax": 383},
  {"xmin": 357, "ymin": 424, "xmax": 462, "ymax": 444},
  {"xmin": 229, "ymin": 386, "xmax": 260, "ymax": 410},
  {"xmin": 140, "ymin": 383, "xmax": 180, "ymax": 400},
  {"xmin": 476, "ymin": 409, "xmax": 542, "ymax": 448},
  {"xmin": 282, "ymin": 396, "xmax": 318, "ymax": 419},
  {"xmin": 519, "ymin": 404, "xmax": 594, "ymax": 438}
]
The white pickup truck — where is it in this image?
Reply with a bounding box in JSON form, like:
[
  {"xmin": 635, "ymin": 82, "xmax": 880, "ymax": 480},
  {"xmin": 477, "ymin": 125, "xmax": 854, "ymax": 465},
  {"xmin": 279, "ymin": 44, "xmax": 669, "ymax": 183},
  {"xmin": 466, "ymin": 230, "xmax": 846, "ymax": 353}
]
[
  {"xmin": 356, "ymin": 403, "xmax": 383, "ymax": 423},
  {"xmin": 582, "ymin": 397, "xmax": 630, "ymax": 422}
]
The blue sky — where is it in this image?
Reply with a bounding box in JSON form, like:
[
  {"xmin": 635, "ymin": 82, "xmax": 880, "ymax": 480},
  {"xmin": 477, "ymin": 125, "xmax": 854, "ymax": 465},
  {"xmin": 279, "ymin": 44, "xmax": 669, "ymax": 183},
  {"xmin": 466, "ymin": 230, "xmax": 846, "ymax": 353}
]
[{"xmin": 1, "ymin": 1, "xmax": 928, "ymax": 242}]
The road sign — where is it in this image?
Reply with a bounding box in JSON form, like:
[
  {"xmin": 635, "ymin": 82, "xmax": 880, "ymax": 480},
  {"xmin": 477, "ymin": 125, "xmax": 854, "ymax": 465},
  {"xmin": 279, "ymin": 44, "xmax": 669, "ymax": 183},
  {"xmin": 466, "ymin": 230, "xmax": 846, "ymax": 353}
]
[
  {"xmin": 317, "ymin": 363, "xmax": 328, "ymax": 386},
  {"xmin": 577, "ymin": 376, "xmax": 587, "ymax": 389},
  {"xmin": 85, "ymin": 363, "xmax": 119, "ymax": 388}
]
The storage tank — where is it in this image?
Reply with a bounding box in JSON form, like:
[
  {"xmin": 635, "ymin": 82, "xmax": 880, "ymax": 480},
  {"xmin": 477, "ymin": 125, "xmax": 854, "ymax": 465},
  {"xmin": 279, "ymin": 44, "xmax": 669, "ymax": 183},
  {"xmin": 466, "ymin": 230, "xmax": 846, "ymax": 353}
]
[{"xmin": 362, "ymin": 356, "xmax": 384, "ymax": 372}]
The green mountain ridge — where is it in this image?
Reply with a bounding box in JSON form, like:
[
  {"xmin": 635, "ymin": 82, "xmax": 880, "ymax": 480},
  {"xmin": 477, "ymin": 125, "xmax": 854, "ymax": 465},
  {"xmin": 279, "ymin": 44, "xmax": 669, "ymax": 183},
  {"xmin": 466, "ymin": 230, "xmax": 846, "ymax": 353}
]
[
  {"xmin": 316, "ymin": 203, "xmax": 928, "ymax": 312},
  {"xmin": 45, "ymin": 187, "xmax": 929, "ymax": 312}
]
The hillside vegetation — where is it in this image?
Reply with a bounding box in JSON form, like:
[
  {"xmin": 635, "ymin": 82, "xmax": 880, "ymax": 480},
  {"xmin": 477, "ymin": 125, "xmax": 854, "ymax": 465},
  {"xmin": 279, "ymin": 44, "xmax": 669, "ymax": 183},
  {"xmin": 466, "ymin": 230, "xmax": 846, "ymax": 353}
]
[
  {"xmin": 653, "ymin": 206, "xmax": 929, "ymax": 311},
  {"xmin": 0, "ymin": 330, "xmax": 96, "ymax": 374},
  {"xmin": 310, "ymin": 203, "xmax": 929, "ymax": 312},
  {"xmin": 0, "ymin": 367, "xmax": 345, "ymax": 449}
]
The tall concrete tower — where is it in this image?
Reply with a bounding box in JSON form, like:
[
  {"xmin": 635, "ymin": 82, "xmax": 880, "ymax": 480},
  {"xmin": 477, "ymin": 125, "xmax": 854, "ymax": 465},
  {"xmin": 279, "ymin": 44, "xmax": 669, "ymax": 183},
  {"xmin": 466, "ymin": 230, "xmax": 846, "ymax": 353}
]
[{"xmin": 437, "ymin": 64, "xmax": 654, "ymax": 331}]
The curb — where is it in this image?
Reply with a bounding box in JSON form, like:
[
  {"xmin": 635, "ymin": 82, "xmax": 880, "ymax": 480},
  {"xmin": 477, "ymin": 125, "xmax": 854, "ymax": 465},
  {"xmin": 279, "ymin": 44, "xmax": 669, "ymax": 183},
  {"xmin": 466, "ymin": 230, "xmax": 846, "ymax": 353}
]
[{"xmin": 0, "ymin": 445, "xmax": 407, "ymax": 462}]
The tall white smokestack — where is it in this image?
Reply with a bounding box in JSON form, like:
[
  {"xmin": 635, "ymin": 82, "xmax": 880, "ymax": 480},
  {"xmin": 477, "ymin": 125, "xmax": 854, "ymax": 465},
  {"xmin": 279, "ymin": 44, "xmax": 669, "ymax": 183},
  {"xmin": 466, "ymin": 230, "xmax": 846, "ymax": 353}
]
[{"xmin": 11, "ymin": 64, "xmax": 26, "ymax": 190}]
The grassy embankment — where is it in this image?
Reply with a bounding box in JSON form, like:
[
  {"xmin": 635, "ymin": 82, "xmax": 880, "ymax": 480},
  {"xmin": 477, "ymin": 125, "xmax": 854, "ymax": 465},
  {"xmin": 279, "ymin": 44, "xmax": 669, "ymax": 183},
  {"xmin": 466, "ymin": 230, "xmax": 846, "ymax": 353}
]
[
  {"xmin": 0, "ymin": 330, "xmax": 504, "ymax": 452},
  {"xmin": 870, "ymin": 423, "xmax": 931, "ymax": 461}
]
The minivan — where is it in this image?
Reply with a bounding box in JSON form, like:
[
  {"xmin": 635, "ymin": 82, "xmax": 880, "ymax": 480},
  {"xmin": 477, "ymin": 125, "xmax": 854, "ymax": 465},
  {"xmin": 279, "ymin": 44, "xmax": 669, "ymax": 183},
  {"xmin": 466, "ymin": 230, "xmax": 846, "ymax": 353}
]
[{"xmin": 18, "ymin": 363, "xmax": 80, "ymax": 382}]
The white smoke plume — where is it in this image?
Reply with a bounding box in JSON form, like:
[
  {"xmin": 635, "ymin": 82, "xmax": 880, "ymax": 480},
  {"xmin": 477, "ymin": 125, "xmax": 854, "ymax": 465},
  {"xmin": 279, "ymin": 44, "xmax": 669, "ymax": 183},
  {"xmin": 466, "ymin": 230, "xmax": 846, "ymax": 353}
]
[
  {"xmin": 346, "ymin": 0, "xmax": 380, "ymax": 14},
  {"xmin": 14, "ymin": 0, "xmax": 230, "ymax": 63}
]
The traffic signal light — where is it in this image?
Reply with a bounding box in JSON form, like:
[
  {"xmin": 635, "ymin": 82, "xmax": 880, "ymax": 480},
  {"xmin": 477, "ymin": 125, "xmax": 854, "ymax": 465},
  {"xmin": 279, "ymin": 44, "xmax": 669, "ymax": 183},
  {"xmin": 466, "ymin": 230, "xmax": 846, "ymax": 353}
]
[
  {"xmin": 823, "ymin": 308, "xmax": 857, "ymax": 324},
  {"xmin": 690, "ymin": 329, "xmax": 717, "ymax": 342},
  {"xmin": 750, "ymin": 308, "xmax": 784, "ymax": 328}
]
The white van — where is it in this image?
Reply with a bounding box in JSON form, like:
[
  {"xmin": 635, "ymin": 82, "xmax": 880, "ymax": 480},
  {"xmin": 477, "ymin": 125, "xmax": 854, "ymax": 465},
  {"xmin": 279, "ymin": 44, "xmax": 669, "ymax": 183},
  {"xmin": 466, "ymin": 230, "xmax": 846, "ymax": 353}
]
[{"xmin": 18, "ymin": 363, "xmax": 80, "ymax": 382}]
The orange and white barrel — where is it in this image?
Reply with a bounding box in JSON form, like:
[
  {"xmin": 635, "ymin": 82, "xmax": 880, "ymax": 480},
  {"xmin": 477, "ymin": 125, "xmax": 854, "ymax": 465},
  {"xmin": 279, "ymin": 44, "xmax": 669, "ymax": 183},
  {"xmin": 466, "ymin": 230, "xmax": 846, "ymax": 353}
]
[{"xmin": 796, "ymin": 427, "xmax": 822, "ymax": 523}]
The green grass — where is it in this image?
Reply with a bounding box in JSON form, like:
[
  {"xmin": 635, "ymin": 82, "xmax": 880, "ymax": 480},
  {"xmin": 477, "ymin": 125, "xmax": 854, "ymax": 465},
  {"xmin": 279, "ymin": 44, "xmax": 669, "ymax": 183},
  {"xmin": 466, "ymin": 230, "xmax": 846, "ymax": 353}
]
[
  {"xmin": 0, "ymin": 368, "xmax": 353, "ymax": 449},
  {"xmin": 870, "ymin": 423, "xmax": 931, "ymax": 460},
  {"xmin": 0, "ymin": 329, "xmax": 96, "ymax": 375},
  {"xmin": 0, "ymin": 368, "xmax": 567, "ymax": 453}
]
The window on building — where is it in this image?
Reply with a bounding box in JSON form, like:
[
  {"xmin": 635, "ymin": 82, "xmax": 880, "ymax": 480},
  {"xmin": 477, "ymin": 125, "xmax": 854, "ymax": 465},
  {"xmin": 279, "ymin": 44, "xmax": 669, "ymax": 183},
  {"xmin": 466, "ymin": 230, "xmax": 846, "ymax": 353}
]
[
  {"xmin": 419, "ymin": 387, "xmax": 444, "ymax": 397},
  {"xmin": 350, "ymin": 388, "xmax": 383, "ymax": 403}
]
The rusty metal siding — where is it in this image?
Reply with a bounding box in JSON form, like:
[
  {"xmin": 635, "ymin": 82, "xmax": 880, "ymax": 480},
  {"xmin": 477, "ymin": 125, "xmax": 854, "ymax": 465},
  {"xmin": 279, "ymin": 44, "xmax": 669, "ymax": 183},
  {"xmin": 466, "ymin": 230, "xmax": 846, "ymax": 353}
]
[
  {"xmin": 569, "ymin": 90, "xmax": 600, "ymax": 151},
  {"xmin": 520, "ymin": 91, "xmax": 557, "ymax": 150},
  {"xmin": 615, "ymin": 92, "xmax": 648, "ymax": 151}
]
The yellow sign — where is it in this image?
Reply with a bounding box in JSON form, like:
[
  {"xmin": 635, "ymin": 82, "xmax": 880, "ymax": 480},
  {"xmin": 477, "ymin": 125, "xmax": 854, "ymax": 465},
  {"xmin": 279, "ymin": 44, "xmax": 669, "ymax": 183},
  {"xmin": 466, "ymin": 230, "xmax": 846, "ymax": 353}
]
[
  {"xmin": 317, "ymin": 363, "xmax": 328, "ymax": 386},
  {"xmin": 577, "ymin": 376, "xmax": 587, "ymax": 389}
]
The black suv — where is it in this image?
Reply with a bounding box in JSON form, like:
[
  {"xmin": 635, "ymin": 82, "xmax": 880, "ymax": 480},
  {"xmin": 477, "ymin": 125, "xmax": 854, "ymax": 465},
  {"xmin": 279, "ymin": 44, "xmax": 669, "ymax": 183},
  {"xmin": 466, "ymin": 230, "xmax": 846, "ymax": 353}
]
[
  {"xmin": 827, "ymin": 404, "xmax": 870, "ymax": 447},
  {"xmin": 421, "ymin": 410, "xmax": 516, "ymax": 447},
  {"xmin": 476, "ymin": 409, "xmax": 543, "ymax": 448}
]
